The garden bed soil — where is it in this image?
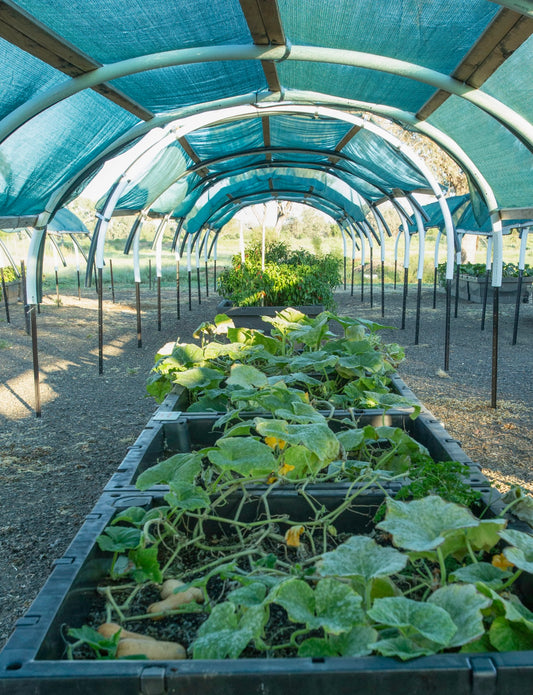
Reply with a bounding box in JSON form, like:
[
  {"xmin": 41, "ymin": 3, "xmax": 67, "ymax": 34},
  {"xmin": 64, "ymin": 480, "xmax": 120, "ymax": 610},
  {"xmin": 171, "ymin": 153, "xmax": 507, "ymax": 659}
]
[{"xmin": 0, "ymin": 283, "xmax": 531, "ymax": 651}]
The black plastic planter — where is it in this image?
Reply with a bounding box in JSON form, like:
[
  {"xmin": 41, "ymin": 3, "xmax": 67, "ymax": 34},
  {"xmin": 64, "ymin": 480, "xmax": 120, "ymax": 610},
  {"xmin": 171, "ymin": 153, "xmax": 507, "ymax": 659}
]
[
  {"xmin": 216, "ymin": 300, "xmax": 325, "ymax": 333},
  {"xmin": 104, "ymin": 393, "xmax": 488, "ymax": 493},
  {"xmin": 1, "ymin": 489, "xmax": 532, "ymax": 695}
]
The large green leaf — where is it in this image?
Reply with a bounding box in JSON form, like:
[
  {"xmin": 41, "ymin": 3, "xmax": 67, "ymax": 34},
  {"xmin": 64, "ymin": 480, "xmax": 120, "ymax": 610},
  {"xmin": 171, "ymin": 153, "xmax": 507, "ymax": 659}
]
[
  {"xmin": 136, "ymin": 452, "xmax": 202, "ymax": 490},
  {"xmin": 226, "ymin": 582, "xmax": 268, "ymax": 607},
  {"xmin": 368, "ymin": 597, "xmax": 457, "ymax": 645},
  {"xmin": 450, "ymin": 562, "xmax": 512, "ymax": 589},
  {"xmin": 193, "ymin": 603, "xmax": 266, "ymax": 659},
  {"xmin": 298, "ymin": 625, "xmax": 378, "ymax": 658},
  {"xmin": 226, "ymin": 364, "xmax": 268, "ymax": 389},
  {"xmin": 371, "ymin": 635, "xmax": 439, "ymax": 661},
  {"xmin": 207, "ymin": 437, "xmax": 276, "ymax": 477},
  {"xmin": 129, "ymin": 545, "xmax": 163, "ymax": 584},
  {"xmin": 501, "ymin": 487, "xmax": 533, "ymax": 526},
  {"xmin": 164, "ymin": 482, "xmax": 210, "ymax": 510},
  {"xmin": 172, "ymin": 367, "xmax": 224, "ymax": 391},
  {"xmin": 97, "ymin": 526, "xmax": 141, "ymax": 553},
  {"xmin": 428, "ymin": 584, "xmax": 490, "ymax": 648},
  {"xmin": 377, "ymin": 496, "xmax": 479, "ymax": 552},
  {"xmin": 319, "ymin": 535, "xmax": 407, "ymax": 581},
  {"xmin": 500, "ymin": 529, "xmax": 533, "ymax": 572},
  {"xmin": 273, "ymin": 578, "xmax": 364, "ymax": 634},
  {"xmin": 489, "ymin": 617, "xmax": 533, "ymax": 652},
  {"xmin": 254, "ymin": 419, "xmax": 339, "ymax": 462}
]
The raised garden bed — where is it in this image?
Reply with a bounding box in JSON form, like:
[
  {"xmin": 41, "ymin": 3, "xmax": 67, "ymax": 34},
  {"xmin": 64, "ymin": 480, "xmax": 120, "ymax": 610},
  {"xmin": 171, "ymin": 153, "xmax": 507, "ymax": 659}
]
[
  {"xmin": 1, "ymin": 487, "xmax": 533, "ymax": 694},
  {"xmin": 453, "ymin": 275, "xmax": 532, "ymax": 304}
]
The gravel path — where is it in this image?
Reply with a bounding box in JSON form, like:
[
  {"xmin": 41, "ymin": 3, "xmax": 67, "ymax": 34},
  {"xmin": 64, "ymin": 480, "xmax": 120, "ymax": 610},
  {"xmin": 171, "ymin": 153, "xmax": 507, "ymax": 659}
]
[{"xmin": 0, "ymin": 281, "xmax": 531, "ymax": 650}]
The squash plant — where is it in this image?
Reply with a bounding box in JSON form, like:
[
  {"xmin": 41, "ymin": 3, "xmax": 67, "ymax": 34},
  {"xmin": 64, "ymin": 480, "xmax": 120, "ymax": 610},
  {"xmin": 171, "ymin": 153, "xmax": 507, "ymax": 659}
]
[
  {"xmin": 217, "ymin": 240, "xmax": 342, "ymax": 309},
  {"xmin": 65, "ymin": 475, "xmax": 533, "ymax": 662},
  {"xmin": 146, "ymin": 309, "xmax": 416, "ymax": 415}
]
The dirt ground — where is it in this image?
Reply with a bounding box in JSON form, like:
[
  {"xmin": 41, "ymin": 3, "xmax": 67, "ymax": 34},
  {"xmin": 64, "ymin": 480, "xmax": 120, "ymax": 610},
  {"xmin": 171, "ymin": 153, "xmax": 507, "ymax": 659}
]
[{"xmin": 0, "ymin": 281, "xmax": 531, "ymax": 651}]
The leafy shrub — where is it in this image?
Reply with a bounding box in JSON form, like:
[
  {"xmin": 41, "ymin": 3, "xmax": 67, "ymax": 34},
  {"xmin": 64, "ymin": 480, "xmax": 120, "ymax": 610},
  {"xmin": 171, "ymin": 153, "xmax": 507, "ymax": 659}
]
[
  {"xmin": 0, "ymin": 266, "xmax": 19, "ymax": 301},
  {"xmin": 217, "ymin": 241, "xmax": 341, "ymax": 309}
]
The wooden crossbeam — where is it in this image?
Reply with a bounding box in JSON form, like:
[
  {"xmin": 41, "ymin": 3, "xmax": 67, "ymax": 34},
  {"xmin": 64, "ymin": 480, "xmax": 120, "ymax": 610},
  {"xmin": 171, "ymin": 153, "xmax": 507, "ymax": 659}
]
[
  {"xmin": 0, "ymin": 0, "xmax": 153, "ymax": 121},
  {"xmin": 417, "ymin": 8, "xmax": 533, "ymax": 120},
  {"xmin": 178, "ymin": 136, "xmax": 209, "ymax": 177},
  {"xmin": 239, "ymin": 0, "xmax": 284, "ymax": 92}
]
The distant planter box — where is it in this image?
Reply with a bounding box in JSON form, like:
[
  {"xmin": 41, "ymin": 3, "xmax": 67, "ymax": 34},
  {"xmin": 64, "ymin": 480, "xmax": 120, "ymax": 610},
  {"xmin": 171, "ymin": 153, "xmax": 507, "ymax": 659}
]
[
  {"xmin": 453, "ymin": 274, "xmax": 532, "ymax": 304},
  {"xmin": 217, "ymin": 299, "xmax": 325, "ymax": 333}
]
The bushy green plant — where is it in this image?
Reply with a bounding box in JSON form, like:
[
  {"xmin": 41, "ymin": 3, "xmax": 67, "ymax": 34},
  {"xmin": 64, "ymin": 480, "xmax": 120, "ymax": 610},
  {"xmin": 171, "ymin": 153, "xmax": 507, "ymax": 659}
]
[
  {"xmin": 0, "ymin": 265, "xmax": 19, "ymax": 301},
  {"xmin": 217, "ymin": 241, "xmax": 341, "ymax": 309}
]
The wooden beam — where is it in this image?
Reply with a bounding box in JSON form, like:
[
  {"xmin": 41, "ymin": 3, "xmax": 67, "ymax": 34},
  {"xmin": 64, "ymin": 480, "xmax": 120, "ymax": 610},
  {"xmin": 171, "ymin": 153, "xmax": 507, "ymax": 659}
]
[
  {"xmin": 239, "ymin": 0, "xmax": 284, "ymax": 91},
  {"xmin": 334, "ymin": 124, "xmax": 362, "ymax": 152},
  {"xmin": 416, "ymin": 8, "xmax": 533, "ymax": 120},
  {"xmin": 178, "ymin": 136, "xmax": 209, "ymax": 177},
  {"xmin": 0, "ymin": 0, "xmax": 153, "ymax": 121}
]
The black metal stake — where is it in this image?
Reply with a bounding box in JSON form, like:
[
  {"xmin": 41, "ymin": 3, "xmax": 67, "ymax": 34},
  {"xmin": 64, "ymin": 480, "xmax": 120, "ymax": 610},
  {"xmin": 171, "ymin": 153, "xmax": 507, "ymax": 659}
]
[
  {"xmin": 491, "ymin": 287, "xmax": 499, "ymax": 408},
  {"xmin": 350, "ymin": 258, "xmax": 355, "ymax": 296},
  {"xmin": 55, "ymin": 269, "xmax": 59, "ymax": 305},
  {"xmin": 205, "ymin": 261, "xmax": 209, "ymax": 297},
  {"xmin": 188, "ymin": 270, "xmax": 192, "ymax": 311},
  {"xmin": 481, "ymin": 270, "xmax": 490, "ymax": 331},
  {"xmin": 77, "ymin": 269, "xmax": 81, "ymax": 300},
  {"xmin": 109, "ymin": 259, "xmax": 116, "ymax": 303},
  {"xmin": 454, "ymin": 268, "xmax": 460, "ymax": 318},
  {"xmin": 343, "ymin": 257, "xmax": 347, "ymax": 290},
  {"xmin": 213, "ymin": 259, "xmax": 217, "ymax": 292},
  {"xmin": 444, "ymin": 279, "xmax": 451, "ymax": 371},
  {"xmin": 148, "ymin": 259, "xmax": 152, "ymax": 291},
  {"xmin": 414, "ymin": 278, "xmax": 422, "ymax": 345},
  {"xmin": 381, "ymin": 260, "xmax": 385, "ymax": 317},
  {"xmin": 157, "ymin": 276, "xmax": 162, "ymax": 331},
  {"xmin": 98, "ymin": 267, "xmax": 104, "ymax": 375},
  {"xmin": 360, "ymin": 265, "xmax": 364, "ymax": 302},
  {"xmin": 30, "ymin": 305, "xmax": 41, "ymax": 417},
  {"xmin": 135, "ymin": 281, "xmax": 142, "ymax": 348},
  {"xmin": 433, "ymin": 267, "xmax": 437, "ymax": 309},
  {"xmin": 511, "ymin": 270, "xmax": 523, "ymax": 346},
  {"xmin": 21, "ymin": 260, "xmax": 30, "ymax": 334},
  {"xmin": 176, "ymin": 260, "xmax": 181, "ymax": 320},
  {"xmin": 369, "ymin": 248, "xmax": 374, "ymax": 308},
  {"xmin": 393, "ymin": 259, "xmax": 397, "ymax": 290},
  {"xmin": 196, "ymin": 266, "xmax": 202, "ymax": 305},
  {"xmin": 0, "ymin": 268, "xmax": 10, "ymax": 324},
  {"xmin": 401, "ymin": 268, "xmax": 408, "ymax": 329}
]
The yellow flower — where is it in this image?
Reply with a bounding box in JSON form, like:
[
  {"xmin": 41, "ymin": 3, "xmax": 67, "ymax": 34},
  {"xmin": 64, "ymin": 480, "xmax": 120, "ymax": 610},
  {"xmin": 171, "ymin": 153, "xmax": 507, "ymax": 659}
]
[
  {"xmin": 492, "ymin": 553, "xmax": 514, "ymax": 571},
  {"xmin": 264, "ymin": 436, "xmax": 286, "ymax": 450},
  {"xmin": 285, "ymin": 525, "xmax": 305, "ymax": 548},
  {"xmin": 267, "ymin": 474, "xmax": 278, "ymax": 484},
  {"xmin": 278, "ymin": 462, "xmax": 295, "ymax": 476}
]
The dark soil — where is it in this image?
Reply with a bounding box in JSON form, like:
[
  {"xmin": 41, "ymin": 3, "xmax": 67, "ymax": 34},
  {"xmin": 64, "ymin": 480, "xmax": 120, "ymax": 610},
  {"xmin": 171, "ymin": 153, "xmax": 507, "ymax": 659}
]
[{"xmin": 0, "ymin": 282, "xmax": 531, "ymax": 651}]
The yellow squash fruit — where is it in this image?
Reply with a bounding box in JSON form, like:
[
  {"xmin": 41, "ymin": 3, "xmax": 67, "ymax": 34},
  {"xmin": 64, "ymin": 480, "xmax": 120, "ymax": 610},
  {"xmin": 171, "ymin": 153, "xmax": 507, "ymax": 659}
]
[
  {"xmin": 97, "ymin": 622, "xmax": 156, "ymax": 642},
  {"xmin": 116, "ymin": 638, "xmax": 186, "ymax": 660}
]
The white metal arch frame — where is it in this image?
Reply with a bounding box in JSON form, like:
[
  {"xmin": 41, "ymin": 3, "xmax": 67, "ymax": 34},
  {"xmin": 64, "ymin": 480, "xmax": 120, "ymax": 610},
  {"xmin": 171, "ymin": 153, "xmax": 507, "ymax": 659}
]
[{"xmin": 0, "ymin": 44, "xmax": 531, "ymax": 150}]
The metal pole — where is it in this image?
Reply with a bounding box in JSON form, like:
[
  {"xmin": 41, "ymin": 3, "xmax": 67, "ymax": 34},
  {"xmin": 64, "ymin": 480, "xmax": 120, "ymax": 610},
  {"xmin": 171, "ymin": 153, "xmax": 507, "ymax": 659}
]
[
  {"xmin": 414, "ymin": 279, "xmax": 422, "ymax": 344},
  {"xmin": 21, "ymin": 260, "xmax": 30, "ymax": 334},
  {"xmin": 196, "ymin": 265, "xmax": 202, "ymax": 304},
  {"xmin": 77, "ymin": 269, "xmax": 81, "ymax": 300},
  {"xmin": 213, "ymin": 258, "xmax": 217, "ymax": 291},
  {"xmin": 511, "ymin": 270, "xmax": 523, "ymax": 346},
  {"xmin": 109, "ymin": 258, "xmax": 116, "ymax": 303},
  {"xmin": 360, "ymin": 263, "xmax": 365, "ymax": 302},
  {"xmin": 343, "ymin": 256, "xmax": 347, "ymax": 290},
  {"xmin": 401, "ymin": 268, "xmax": 408, "ymax": 330},
  {"xmin": 444, "ymin": 279, "xmax": 451, "ymax": 371},
  {"xmin": 148, "ymin": 258, "xmax": 152, "ymax": 290},
  {"xmin": 157, "ymin": 275, "xmax": 162, "ymax": 331},
  {"xmin": 135, "ymin": 281, "xmax": 142, "ymax": 348},
  {"xmin": 205, "ymin": 261, "xmax": 209, "ymax": 297},
  {"xmin": 350, "ymin": 257, "xmax": 355, "ymax": 296},
  {"xmin": 98, "ymin": 267, "xmax": 104, "ymax": 374},
  {"xmin": 0, "ymin": 268, "xmax": 10, "ymax": 324},
  {"xmin": 481, "ymin": 270, "xmax": 490, "ymax": 331},
  {"xmin": 55, "ymin": 269, "xmax": 59, "ymax": 305},
  {"xmin": 454, "ymin": 256, "xmax": 460, "ymax": 318},
  {"xmin": 381, "ymin": 260, "xmax": 385, "ymax": 317},
  {"xmin": 176, "ymin": 259, "xmax": 181, "ymax": 320},
  {"xmin": 30, "ymin": 305, "xmax": 41, "ymax": 418},
  {"xmin": 393, "ymin": 259, "xmax": 397, "ymax": 290},
  {"xmin": 369, "ymin": 247, "xmax": 374, "ymax": 308},
  {"xmin": 433, "ymin": 267, "xmax": 437, "ymax": 309},
  {"xmin": 491, "ymin": 287, "xmax": 499, "ymax": 408},
  {"xmin": 188, "ymin": 270, "xmax": 192, "ymax": 310}
]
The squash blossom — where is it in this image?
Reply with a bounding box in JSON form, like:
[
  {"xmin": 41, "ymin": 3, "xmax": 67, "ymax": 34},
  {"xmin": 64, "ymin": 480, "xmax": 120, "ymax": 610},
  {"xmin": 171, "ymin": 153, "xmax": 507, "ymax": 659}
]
[
  {"xmin": 265, "ymin": 436, "xmax": 286, "ymax": 450},
  {"xmin": 278, "ymin": 462, "xmax": 295, "ymax": 476},
  {"xmin": 285, "ymin": 525, "xmax": 305, "ymax": 547},
  {"xmin": 492, "ymin": 553, "xmax": 514, "ymax": 570}
]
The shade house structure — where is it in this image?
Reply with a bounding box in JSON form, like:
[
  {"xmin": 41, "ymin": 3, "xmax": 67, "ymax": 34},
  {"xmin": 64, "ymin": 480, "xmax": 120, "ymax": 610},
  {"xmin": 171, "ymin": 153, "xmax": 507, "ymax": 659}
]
[{"xmin": 0, "ymin": 0, "xmax": 532, "ymax": 412}]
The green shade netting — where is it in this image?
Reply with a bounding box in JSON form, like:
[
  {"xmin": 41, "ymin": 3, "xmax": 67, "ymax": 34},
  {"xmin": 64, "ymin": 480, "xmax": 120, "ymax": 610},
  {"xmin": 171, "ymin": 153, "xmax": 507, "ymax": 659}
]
[
  {"xmin": 404, "ymin": 195, "xmax": 471, "ymax": 233},
  {"xmin": 48, "ymin": 208, "xmax": 89, "ymax": 234},
  {"xmin": 178, "ymin": 169, "xmax": 366, "ymax": 235},
  {"xmin": 0, "ymin": 91, "xmax": 138, "ymax": 218},
  {"xmin": 0, "ymin": 38, "xmax": 68, "ymax": 121}
]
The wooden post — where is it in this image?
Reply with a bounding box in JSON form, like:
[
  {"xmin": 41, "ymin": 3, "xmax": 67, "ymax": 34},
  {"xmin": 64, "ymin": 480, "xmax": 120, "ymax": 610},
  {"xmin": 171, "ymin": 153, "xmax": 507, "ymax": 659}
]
[{"xmin": 0, "ymin": 268, "xmax": 10, "ymax": 324}]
